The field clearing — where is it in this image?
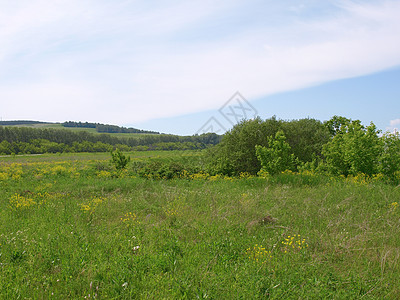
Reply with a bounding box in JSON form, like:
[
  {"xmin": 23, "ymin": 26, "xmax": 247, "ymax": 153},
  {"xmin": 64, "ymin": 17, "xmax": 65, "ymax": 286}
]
[{"xmin": 0, "ymin": 151, "xmax": 399, "ymax": 298}]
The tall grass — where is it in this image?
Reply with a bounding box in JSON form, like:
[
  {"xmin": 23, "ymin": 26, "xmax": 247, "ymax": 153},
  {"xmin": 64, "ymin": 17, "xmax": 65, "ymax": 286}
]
[{"xmin": 0, "ymin": 153, "xmax": 399, "ymax": 298}]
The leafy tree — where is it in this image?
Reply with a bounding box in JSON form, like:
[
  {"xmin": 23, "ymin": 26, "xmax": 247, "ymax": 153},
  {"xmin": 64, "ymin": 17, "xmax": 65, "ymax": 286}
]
[
  {"xmin": 255, "ymin": 130, "xmax": 296, "ymax": 175},
  {"xmin": 320, "ymin": 132, "xmax": 348, "ymax": 176},
  {"xmin": 322, "ymin": 120, "xmax": 382, "ymax": 176},
  {"xmin": 0, "ymin": 140, "xmax": 13, "ymax": 154},
  {"xmin": 281, "ymin": 118, "xmax": 330, "ymax": 162},
  {"xmin": 207, "ymin": 117, "xmax": 282, "ymax": 175},
  {"xmin": 207, "ymin": 116, "xmax": 333, "ymax": 175},
  {"xmin": 379, "ymin": 132, "xmax": 400, "ymax": 180},
  {"xmin": 325, "ymin": 115, "xmax": 352, "ymax": 136}
]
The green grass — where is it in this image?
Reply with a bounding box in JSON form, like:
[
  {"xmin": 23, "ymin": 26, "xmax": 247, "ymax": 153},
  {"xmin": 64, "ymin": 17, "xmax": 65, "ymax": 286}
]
[
  {"xmin": 0, "ymin": 152, "xmax": 399, "ymax": 298},
  {"xmin": 0, "ymin": 150, "xmax": 197, "ymax": 163}
]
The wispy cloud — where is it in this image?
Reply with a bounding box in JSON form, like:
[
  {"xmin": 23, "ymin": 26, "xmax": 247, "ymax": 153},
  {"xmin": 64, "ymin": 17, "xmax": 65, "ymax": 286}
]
[{"xmin": 1, "ymin": 0, "xmax": 400, "ymax": 126}]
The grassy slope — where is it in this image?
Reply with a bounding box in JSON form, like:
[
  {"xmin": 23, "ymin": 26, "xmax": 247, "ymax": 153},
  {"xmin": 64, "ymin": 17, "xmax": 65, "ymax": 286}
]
[{"xmin": 0, "ymin": 152, "xmax": 399, "ymax": 298}]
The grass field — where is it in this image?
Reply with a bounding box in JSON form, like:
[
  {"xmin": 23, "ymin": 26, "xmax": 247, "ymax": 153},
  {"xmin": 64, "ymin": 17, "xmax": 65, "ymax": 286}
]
[
  {"xmin": 0, "ymin": 151, "xmax": 399, "ymax": 298},
  {"xmin": 0, "ymin": 150, "xmax": 190, "ymax": 163}
]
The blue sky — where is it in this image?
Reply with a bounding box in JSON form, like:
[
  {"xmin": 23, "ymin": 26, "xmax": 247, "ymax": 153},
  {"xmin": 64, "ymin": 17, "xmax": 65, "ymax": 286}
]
[
  {"xmin": 1, "ymin": 0, "xmax": 400, "ymax": 135},
  {"xmin": 137, "ymin": 67, "xmax": 400, "ymax": 135}
]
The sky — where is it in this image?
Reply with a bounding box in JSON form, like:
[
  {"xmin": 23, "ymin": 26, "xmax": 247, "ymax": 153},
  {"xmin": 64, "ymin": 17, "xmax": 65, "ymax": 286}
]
[{"xmin": 1, "ymin": 0, "xmax": 400, "ymax": 135}]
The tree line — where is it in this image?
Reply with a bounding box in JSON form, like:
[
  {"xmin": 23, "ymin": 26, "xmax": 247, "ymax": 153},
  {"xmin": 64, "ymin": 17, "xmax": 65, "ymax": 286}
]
[
  {"xmin": 207, "ymin": 116, "xmax": 329, "ymax": 175},
  {"xmin": 62, "ymin": 121, "xmax": 160, "ymax": 134},
  {"xmin": 0, "ymin": 126, "xmax": 221, "ymax": 155},
  {"xmin": 0, "ymin": 120, "xmax": 48, "ymax": 126},
  {"xmin": 207, "ymin": 116, "xmax": 400, "ymax": 182}
]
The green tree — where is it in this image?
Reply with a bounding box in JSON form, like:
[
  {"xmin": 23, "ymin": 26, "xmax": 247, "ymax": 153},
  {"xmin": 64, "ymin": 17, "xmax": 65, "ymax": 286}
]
[
  {"xmin": 325, "ymin": 115, "xmax": 352, "ymax": 136},
  {"xmin": 281, "ymin": 118, "xmax": 330, "ymax": 162},
  {"xmin": 255, "ymin": 130, "xmax": 296, "ymax": 175},
  {"xmin": 0, "ymin": 140, "xmax": 13, "ymax": 155},
  {"xmin": 322, "ymin": 120, "xmax": 382, "ymax": 176},
  {"xmin": 207, "ymin": 117, "xmax": 282, "ymax": 175},
  {"xmin": 379, "ymin": 132, "xmax": 400, "ymax": 180}
]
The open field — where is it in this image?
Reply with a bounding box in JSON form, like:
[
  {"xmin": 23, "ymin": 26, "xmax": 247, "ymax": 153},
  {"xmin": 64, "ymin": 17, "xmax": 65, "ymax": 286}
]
[
  {"xmin": 0, "ymin": 150, "xmax": 194, "ymax": 163},
  {"xmin": 0, "ymin": 151, "xmax": 399, "ymax": 298}
]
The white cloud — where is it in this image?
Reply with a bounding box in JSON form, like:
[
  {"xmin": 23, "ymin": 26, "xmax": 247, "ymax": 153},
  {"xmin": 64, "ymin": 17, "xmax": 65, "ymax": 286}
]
[
  {"xmin": 386, "ymin": 118, "xmax": 400, "ymax": 133},
  {"xmin": 1, "ymin": 0, "xmax": 400, "ymax": 127},
  {"xmin": 390, "ymin": 119, "xmax": 400, "ymax": 126}
]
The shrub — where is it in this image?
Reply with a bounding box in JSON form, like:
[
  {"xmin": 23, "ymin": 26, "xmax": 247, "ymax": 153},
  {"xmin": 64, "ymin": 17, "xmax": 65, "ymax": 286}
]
[{"xmin": 110, "ymin": 149, "xmax": 131, "ymax": 170}]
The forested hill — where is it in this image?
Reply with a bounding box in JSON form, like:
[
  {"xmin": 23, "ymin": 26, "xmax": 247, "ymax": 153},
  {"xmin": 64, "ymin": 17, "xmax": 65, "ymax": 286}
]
[
  {"xmin": 0, "ymin": 120, "xmax": 48, "ymax": 126},
  {"xmin": 0, "ymin": 120, "xmax": 160, "ymax": 135},
  {"xmin": 62, "ymin": 121, "xmax": 160, "ymax": 134},
  {"xmin": 0, "ymin": 125, "xmax": 221, "ymax": 155}
]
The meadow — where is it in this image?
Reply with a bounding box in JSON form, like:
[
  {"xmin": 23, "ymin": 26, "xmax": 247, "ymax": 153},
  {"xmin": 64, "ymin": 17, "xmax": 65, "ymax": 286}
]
[{"xmin": 0, "ymin": 151, "xmax": 399, "ymax": 299}]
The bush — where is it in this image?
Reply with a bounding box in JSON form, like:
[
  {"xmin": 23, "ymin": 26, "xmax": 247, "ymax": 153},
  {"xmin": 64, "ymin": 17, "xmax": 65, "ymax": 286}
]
[{"xmin": 110, "ymin": 149, "xmax": 131, "ymax": 170}]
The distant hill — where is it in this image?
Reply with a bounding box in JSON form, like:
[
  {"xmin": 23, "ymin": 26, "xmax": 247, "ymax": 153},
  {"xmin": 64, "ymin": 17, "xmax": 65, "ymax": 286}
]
[
  {"xmin": 0, "ymin": 120, "xmax": 159, "ymax": 135},
  {"xmin": 0, "ymin": 120, "xmax": 222, "ymax": 155},
  {"xmin": 62, "ymin": 121, "xmax": 160, "ymax": 134},
  {"xmin": 0, "ymin": 120, "xmax": 50, "ymax": 126}
]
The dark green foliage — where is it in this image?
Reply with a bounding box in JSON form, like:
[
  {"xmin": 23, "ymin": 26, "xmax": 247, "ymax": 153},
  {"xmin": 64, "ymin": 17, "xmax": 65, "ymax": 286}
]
[
  {"xmin": 62, "ymin": 121, "xmax": 98, "ymax": 128},
  {"xmin": 281, "ymin": 118, "xmax": 330, "ymax": 162},
  {"xmin": 207, "ymin": 117, "xmax": 282, "ymax": 175},
  {"xmin": 0, "ymin": 126, "xmax": 220, "ymax": 155},
  {"xmin": 208, "ymin": 115, "xmax": 399, "ymax": 178},
  {"xmin": 110, "ymin": 149, "xmax": 131, "ymax": 170},
  {"xmin": 379, "ymin": 132, "xmax": 400, "ymax": 182},
  {"xmin": 62, "ymin": 121, "xmax": 160, "ymax": 134},
  {"xmin": 208, "ymin": 116, "xmax": 329, "ymax": 175},
  {"xmin": 95, "ymin": 123, "xmax": 159, "ymax": 134},
  {"xmin": 0, "ymin": 126, "xmax": 122, "ymax": 145},
  {"xmin": 0, "ymin": 120, "xmax": 48, "ymax": 126}
]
